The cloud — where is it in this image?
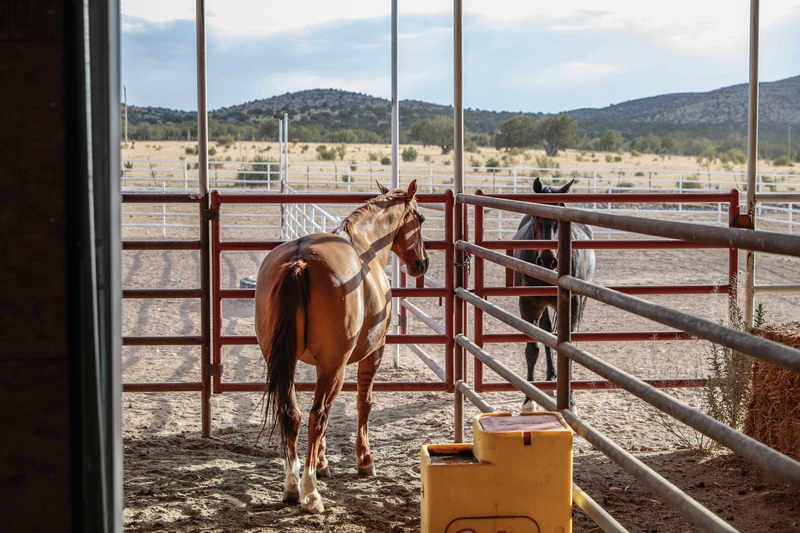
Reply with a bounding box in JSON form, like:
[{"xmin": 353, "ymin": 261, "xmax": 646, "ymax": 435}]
[{"xmin": 121, "ymin": 6, "xmax": 800, "ymax": 115}]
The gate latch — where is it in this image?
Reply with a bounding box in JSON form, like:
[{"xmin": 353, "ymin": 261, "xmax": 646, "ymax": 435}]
[{"xmin": 205, "ymin": 363, "xmax": 223, "ymax": 377}]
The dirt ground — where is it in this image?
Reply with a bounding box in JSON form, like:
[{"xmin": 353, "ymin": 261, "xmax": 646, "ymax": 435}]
[{"xmin": 122, "ymin": 205, "xmax": 800, "ymax": 532}]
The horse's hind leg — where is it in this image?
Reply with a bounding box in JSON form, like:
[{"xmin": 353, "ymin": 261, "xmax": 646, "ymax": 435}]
[
  {"xmin": 280, "ymin": 387, "xmax": 302, "ymax": 503},
  {"xmin": 299, "ymin": 365, "xmax": 346, "ymax": 514},
  {"xmin": 355, "ymin": 348, "xmax": 383, "ymax": 476}
]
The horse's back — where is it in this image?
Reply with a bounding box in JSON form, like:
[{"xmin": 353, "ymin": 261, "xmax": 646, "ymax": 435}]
[{"xmin": 255, "ymin": 233, "xmax": 387, "ymax": 368}]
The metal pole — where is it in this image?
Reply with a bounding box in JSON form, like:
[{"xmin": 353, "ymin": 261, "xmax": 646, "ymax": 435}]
[
  {"xmin": 556, "ymin": 221, "xmax": 572, "ymax": 411},
  {"xmin": 453, "ymin": 0, "xmax": 465, "ymax": 442},
  {"xmin": 744, "ymin": 0, "xmax": 760, "ymax": 326},
  {"xmin": 391, "ymin": 0, "xmax": 401, "ymax": 367},
  {"xmin": 124, "ymin": 86, "xmax": 128, "ymax": 148},
  {"xmin": 195, "ymin": 0, "xmax": 212, "ymax": 437}
]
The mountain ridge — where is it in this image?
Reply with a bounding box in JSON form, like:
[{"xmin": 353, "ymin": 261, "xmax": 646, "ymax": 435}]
[{"xmin": 125, "ymin": 75, "xmax": 799, "ymax": 144}]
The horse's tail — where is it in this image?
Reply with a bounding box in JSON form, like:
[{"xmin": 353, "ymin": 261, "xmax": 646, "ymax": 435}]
[{"xmin": 263, "ymin": 260, "xmax": 309, "ymax": 449}]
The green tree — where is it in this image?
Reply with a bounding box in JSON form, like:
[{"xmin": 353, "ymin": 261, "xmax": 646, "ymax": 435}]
[
  {"xmin": 408, "ymin": 116, "xmax": 454, "ymax": 154},
  {"xmin": 536, "ymin": 113, "xmax": 579, "ymax": 156},
  {"xmin": 596, "ymin": 129, "xmax": 624, "ymax": 153},
  {"xmin": 258, "ymin": 119, "xmax": 279, "ymax": 141},
  {"xmin": 494, "ymin": 115, "xmax": 539, "ymax": 150}
]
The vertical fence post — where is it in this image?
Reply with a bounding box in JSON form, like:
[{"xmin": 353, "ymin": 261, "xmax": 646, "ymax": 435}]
[
  {"xmin": 161, "ymin": 182, "xmax": 167, "ymax": 238},
  {"xmin": 556, "ymin": 221, "xmax": 573, "ymax": 412},
  {"xmin": 474, "ymin": 192, "xmax": 485, "ymax": 392},
  {"xmin": 453, "ymin": 0, "xmax": 466, "ymax": 443}
]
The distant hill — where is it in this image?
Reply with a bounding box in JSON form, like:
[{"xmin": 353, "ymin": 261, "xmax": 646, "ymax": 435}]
[
  {"xmin": 568, "ymin": 75, "xmax": 800, "ymax": 125},
  {"xmin": 211, "ymin": 88, "xmax": 527, "ymax": 135},
  {"xmin": 125, "ymin": 76, "xmax": 799, "ymax": 144}
]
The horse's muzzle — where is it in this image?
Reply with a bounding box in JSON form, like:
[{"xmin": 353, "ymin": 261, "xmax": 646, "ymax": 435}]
[
  {"xmin": 408, "ymin": 257, "xmax": 429, "ymax": 277},
  {"xmin": 536, "ymin": 252, "xmax": 557, "ymax": 271}
]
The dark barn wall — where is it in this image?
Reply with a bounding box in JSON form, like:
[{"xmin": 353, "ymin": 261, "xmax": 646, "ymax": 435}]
[{"xmin": 0, "ymin": 1, "xmax": 73, "ymax": 530}]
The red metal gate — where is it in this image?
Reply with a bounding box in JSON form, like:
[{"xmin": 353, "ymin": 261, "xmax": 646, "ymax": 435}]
[{"xmin": 209, "ymin": 190, "xmax": 455, "ymax": 394}]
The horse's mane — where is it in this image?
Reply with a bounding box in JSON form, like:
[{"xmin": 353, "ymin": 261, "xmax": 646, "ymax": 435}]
[{"xmin": 334, "ymin": 190, "xmax": 410, "ymax": 238}]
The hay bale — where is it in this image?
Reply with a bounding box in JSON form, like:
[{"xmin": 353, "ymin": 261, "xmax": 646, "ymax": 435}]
[{"xmin": 743, "ymin": 322, "xmax": 800, "ymax": 460}]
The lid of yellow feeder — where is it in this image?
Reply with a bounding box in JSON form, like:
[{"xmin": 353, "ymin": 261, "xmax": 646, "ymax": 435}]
[{"xmin": 478, "ymin": 414, "xmax": 565, "ymax": 433}]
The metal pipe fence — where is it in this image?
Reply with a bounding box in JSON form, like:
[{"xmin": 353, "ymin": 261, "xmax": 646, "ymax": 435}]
[{"xmin": 454, "ymin": 191, "xmax": 800, "ymax": 532}]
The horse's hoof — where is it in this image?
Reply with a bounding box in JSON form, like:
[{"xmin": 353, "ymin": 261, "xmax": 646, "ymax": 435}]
[
  {"xmin": 569, "ymin": 403, "xmax": 579, "ymax": 416},
  {"xmin": 520, "ymin": 401, "xmax": 536, "ymax": 413},
  {"xmin": 283, "ymin": 487, "xmax": 299, "ymax": 503},
  {"xmin": 301, "ymin": 492, "xmax": 325, "ymax": 514},
  {"xmin": 317, "ymin": 464, "xmax": 332, "ymax": 478},
  {"xmin": 357, "ymin": 462, "xmax": 376, "ymax": 476}
]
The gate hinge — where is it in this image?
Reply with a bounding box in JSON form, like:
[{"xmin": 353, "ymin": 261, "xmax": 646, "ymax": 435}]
[
  {"xmin": 732, "ymin": 214, "xmax": 753, "ymax": 229},
  {"xmin": 205, "ymin": 364, "xmax": 223, "ymax": 377},
  {"xmin": 204, "ymin": 207, "xmax": 220, "ymax": 221},
  {"xmin": 455, "ymin": 253, "xmax": 472, "ymax": 275}
]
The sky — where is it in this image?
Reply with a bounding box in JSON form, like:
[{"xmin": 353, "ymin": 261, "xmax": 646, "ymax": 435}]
[{"xmin": 121, "ymin": 1, "xmax": 800, "ymax": 114}]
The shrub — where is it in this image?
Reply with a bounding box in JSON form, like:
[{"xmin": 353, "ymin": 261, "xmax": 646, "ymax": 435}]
[
  {"xmin": 341, "ymin": 174, "xmax": 354, "ymax": 183},
  {"xmin": 774, "ymin": 155, "xmax": 794, "ymax": 167},
  {"xmin": 208, "ymin": 147, "xmax": 217, "ymax": 156},
  {"xmin": 634, "ymin": 171, "xmax": 645, "ymax": 177},
  {"xmin": 630, "ymin": 149, "xmax": 641, "ymax": 157},
  {"xmin": 485, "ymin": 156, "xmax": 501, "ymax": 174},
  {"xmin": 469, "ymin": 156, "xmax": 482, "ymax": 171},
  {"xmin": 380, "ymin": 155, "xmax": 392, "ymax": 166},
  {"xmin": 614, "ymin": 155, "xmax": 623, "ymax": 162},
  {"xmin": 704, "ymin": 304, "xmax": 765, "ymax": 432},
  {"xmin": 237, "ymin": 155, "xmax": 279, "ymax": 183},
  {"xmin": 605, "ymin": 154, "xmax": 614, "ymax": 163},
  {"xmin": 316, "ymin": 145, "xmax": 337, "ymax": 161},
  {"xmin": 218, "ymin": 135, "xmax": 235, "ymax": 148},
  {"xmin": 679, "ymin": 174, "xmax": 703, "ymax": 189},
  {"xmin": 618, "ymin": 181, "xmax": 634, "ymax": 188},
  {"xmin": 123, "ymin": 161, "xmax": 133, "ymax": 169},
  {"xmin": 402, "ymin": 147, "xmax": 419, "ymax": 162},
  {"xmin": 185, "ymin": 145, "xmax": 197, "ymax": 155}
]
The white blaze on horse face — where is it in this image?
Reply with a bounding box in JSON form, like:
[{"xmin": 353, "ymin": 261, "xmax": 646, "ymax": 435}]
[{"xmin": 299, "ymin": 465, "xmax": 324, "ymax": 514}]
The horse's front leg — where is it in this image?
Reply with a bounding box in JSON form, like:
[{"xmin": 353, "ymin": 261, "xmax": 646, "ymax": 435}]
[
  {"xmin": 540, "ymin": 309, "xmax": 557, "ymax": 381},
  {"xmin": 299, "ymin": 365, "xmax": 346, "ymax": 514},
  {"xmin": 519, "ymin": 297, "xmax": 547, "ymax": 411},
  {"xmin": 355, "ymin": 347, "xmax": 383, "ymax": 476}
]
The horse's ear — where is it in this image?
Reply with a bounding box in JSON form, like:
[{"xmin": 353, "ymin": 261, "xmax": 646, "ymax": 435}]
[
  {"xmin": 407, "ymin": 180, "xmax": 418, "ymax": 201},
  {"xmin": 533, "ymin": 177, "xmax": 543, "ymax": 193},
  {"xmin": 376, "ymin": 181, "xmax": 390, "ymax": 195},
  {"xmin": 559, "ymin": 179, "xmax": 575, "ymax": 194}
]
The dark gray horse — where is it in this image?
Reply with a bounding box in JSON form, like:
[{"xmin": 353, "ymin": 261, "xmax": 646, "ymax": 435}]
[{"xmin": 513, "ymin": 178, "xmax": 595, "ymax": 411}]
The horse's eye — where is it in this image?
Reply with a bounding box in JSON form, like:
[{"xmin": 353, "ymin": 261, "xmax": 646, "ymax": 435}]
[{"xmin": 418, "ymin": 213, "xmax": 425, "ymax": 224}]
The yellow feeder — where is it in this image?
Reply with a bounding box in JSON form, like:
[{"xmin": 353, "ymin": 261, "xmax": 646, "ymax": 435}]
[{"xmin": 420, "ymin": 412, "xmax": 573, "ymax": 533}]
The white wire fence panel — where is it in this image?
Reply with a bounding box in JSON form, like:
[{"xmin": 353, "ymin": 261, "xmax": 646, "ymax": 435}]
[{"xmin": 120, "ymin": 158, "xmax": 800, "ymax": 235}]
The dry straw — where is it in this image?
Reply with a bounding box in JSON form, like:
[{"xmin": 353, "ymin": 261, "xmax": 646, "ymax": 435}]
[{"xmin": 743, "ymin": 322, "xmax": 800, "ymax": 460}]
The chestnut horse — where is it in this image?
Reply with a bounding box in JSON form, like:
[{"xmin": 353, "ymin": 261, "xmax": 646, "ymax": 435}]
[
  {"xmin": 513, "ymin": 178, "xmax": 595, "ymax": 411},
  {"xmin": 254, "ymin": 180, "xmax": 428, "ymax": 513}
]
